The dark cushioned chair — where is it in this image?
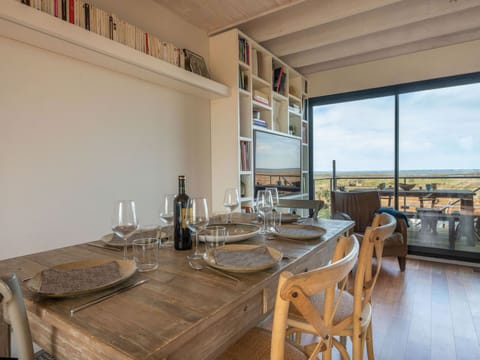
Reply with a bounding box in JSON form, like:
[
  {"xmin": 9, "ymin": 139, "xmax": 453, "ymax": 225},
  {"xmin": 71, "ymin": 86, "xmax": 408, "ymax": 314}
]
[{"xmin": 330, "ymin": 190, "xmax": 408, "ymax": 271}]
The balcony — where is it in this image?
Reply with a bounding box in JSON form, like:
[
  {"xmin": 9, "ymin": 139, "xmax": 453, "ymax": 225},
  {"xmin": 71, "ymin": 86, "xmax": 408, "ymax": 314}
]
[{"xmin": 314, "ymin": 173, "xmax": 480, "ymax": 254}]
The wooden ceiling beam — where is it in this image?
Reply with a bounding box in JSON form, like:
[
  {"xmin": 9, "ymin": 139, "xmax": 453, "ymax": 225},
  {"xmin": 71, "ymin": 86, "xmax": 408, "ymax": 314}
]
[
  {"xmin": 298, "ymin": 28, "xmax": 480, "ymax": 74},
  {"xmin": 264, "ymin": 0, "xmax": 480, "ymax": 57},
  {"xmin": 283, "ymin": 6, "xmax": 480, "ymax": 68},
  {"xmin": 239, "ymin": 0, "xmax": 402, "ymax": 42}
]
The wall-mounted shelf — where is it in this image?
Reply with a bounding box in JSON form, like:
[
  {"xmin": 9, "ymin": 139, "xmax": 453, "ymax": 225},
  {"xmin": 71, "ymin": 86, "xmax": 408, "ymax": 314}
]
[{"xmin": 1, "ymin": 1, "xmax": 229, "ymax": 99}]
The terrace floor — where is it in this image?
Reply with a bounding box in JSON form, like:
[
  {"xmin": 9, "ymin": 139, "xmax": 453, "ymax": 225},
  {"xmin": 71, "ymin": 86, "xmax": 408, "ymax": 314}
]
[{"xmin": 407, "ymin": 217, "xmax": 480, "ymax": 253}]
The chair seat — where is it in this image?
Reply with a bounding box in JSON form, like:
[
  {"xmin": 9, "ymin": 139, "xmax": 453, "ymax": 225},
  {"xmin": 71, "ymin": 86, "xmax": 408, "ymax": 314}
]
[
  {"xmin": 289, "ymin": 289, "xmax": 371, "ymax": 331},
  {"xmin": 355, "ymin": 231, "xmax": 404, "ymax": 253},
  {"xmin": 35, "ymin": 350, "xmax": 56, "ymax": 360},
  {"xmin": 217, "ymin": 327, "xmax": 308, "ymax": 360}
]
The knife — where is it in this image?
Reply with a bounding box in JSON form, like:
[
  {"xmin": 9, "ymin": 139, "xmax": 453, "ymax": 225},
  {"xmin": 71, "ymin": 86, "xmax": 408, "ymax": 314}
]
[
  {"xmin": 204, "ymin": 265, "xmax": 239, "ymax": 282},
  {"xmin": 70, "ymin": 279, "xmax": 148, "ymax": 315}
]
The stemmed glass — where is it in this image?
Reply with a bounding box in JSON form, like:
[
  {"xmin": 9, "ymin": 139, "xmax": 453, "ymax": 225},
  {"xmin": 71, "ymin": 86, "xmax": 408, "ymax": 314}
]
[
  {"xmin": 223, "ymin": 188, "xmax": 240, "ymax": 223},
  {"xmin": 186, "ymin": 197, "xmax": 209, "ymax": 261},
  {"xmin": 112, "ymin": 200, "xmax": 138, "ymax": 260},
  {"xmin": 266, "ymin": 187, "xmax": 279, "ymax": 231},
  {"xmin": 159, "ymin": 194, "xmax": 175, "ymax": 247},
  {"xmin": 256, "ymin": 190, "xmax": 273, "ymax": 234}
]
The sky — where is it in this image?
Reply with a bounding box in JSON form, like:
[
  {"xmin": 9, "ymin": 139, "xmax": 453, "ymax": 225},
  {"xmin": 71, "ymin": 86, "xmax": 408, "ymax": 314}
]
[
  {"xmin": 313, "ymin": 82, "xmax": 480, "ymax": 173},
  {"xmin": 255, "ymin": 131, "xmax": 301, "ymax": 169}
]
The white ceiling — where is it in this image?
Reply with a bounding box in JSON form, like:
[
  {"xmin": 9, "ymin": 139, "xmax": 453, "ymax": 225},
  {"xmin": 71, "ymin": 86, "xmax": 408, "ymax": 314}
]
[{"xmin": 154, "ymin": 0, "xmax": 480, "ymax": 75}]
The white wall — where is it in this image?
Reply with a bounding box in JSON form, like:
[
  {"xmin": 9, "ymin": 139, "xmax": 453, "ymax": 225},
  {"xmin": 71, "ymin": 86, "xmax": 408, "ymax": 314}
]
[
  {"xmin": 308, "ymin": 39, "xmax": 480, "ymax": 96},
  {"xmin": 0, "ymin": 34, "xmax": 211, "ymax": 260},
  {"xmin": 89, "ymin": 0, "xmax": 209, "ymax": 59}
]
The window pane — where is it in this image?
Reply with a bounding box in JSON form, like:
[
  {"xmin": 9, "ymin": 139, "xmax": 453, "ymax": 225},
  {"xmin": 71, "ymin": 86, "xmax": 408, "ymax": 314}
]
[
  {"xmin": 313, "ymin": 96, "xmax": 395, "ymax": 214},
  {"xmin": 399, "ymin": 83, "xmax": 480, "ymax": 252}
]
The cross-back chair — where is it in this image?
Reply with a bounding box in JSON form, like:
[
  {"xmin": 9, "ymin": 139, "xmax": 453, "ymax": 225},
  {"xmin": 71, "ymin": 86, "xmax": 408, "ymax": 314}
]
[
  {"xmin": 0, "ymin": 274, "xmax": 54, "ymax": 360},
  {"xmin": 287, "ymin": 213, "xmax": 397, "ymax": 360},
  {"xmin": 217, "ymin": 234, "xmax": 359, "ymax": 360}
]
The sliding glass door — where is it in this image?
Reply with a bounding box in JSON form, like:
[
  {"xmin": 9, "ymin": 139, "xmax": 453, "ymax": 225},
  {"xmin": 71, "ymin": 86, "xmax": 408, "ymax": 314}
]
[
  {"xmin": 399, "ymin": 83, "xmax": 480, "ymax": 257},
  {"xmin": 311, "ymin": 74, "xmax": 480, "ymax": 261}
]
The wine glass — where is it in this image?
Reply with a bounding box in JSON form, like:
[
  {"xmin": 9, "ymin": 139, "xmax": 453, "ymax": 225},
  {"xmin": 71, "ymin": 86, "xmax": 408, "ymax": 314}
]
[
  {"xmin": 266, "ymin": 187, "xmax": 279, "ymax": 231},
  {"xmin": 112, "ymin": 200, "xmax": 138, "ymax": 260},
  {"xmin": 256, "ymin": 190, "xmax": 273, "ymax": 234},
  {"xmin": 159, "ymin": 194, "xmax": 175, "ymax": 247},
  {"xmin": 223, "ymin": 188, "xmax": 240, "ymax": 223},
  {"xmin": 266, "ymin": 187, "xmax": 279, "ymax": 208},
  {"xmin": 186, "ymin": 197, "xmax": 209, "ymax": 261}
]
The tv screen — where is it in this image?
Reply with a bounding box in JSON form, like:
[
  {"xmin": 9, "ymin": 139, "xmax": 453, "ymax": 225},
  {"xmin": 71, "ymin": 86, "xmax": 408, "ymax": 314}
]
[{"xmin": 254, "ymin": 130, "xmax": 302, "ymax": 197}]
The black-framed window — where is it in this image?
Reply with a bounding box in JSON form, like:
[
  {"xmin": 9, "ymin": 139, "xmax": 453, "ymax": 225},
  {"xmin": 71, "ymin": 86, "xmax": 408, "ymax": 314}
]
[{"xmin": 308, "ymin": 72, "xmax": 480, "ymax": 262}]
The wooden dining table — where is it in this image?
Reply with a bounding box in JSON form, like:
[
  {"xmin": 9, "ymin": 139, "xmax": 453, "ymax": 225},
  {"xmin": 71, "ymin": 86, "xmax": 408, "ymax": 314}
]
[{"xmin": 0, "ymin": 217, "xmax": 354, "ymax": 360}]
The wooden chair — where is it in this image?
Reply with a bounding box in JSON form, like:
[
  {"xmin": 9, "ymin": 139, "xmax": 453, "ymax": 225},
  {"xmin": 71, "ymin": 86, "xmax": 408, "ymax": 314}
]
[
  {"xmin": 0, "ymin": 274, "xmax": 54, "ymax": 360},
  {"xmin": 217, "ymin": 235, "xmax": 359, "ymax": 360},
  {"xmin": 287, "ymin": 213, "xmax": 397, "ymax": 360},
  {"xmin": 330, "ymin": 190, "xmax": 408, "ymax": 271},
  {"xmin": 277, "ymin": 199, "xmax": 325, "ymax": 219}
]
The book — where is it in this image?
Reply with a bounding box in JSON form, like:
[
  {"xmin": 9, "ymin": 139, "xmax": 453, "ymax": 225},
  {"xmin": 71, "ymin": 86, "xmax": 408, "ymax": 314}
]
[
  {"xmin": 253, "ymin": 90, "xmax": 269, "ymax": 106},
  {"xmin": 253, "ymin": 95, "xmax": 269, "ymax": 106},
  {"xmin": 253, "ymin": 119, "xmax": 267, "ymax": 127},
  {"xmin": 251, "ymin": 48, "xmax": 258, "ymax": 76},
  {"xmin": 68, "ymin": 0, "xmax": 74, "ymax": 24}
]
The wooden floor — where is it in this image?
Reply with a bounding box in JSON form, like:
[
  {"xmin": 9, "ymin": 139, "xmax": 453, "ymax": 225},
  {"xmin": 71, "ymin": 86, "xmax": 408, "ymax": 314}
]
[{"xmin": 342, "ymin": 257, "xmax": 480, "ymax": 360}]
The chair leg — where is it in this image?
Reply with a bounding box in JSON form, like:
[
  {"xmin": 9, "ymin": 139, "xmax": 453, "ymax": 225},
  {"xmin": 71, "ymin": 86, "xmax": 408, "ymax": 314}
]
[
  {"xmin": 397, "ymin": 256, "xmax": 406, "ymax": 272},
  {"xmin": 366, "ymin": 322, "xmax": 374, "ymax": 360},
  {"xmin": 352, "ymin": 333, "xmax": 362, "ymax": 360}
]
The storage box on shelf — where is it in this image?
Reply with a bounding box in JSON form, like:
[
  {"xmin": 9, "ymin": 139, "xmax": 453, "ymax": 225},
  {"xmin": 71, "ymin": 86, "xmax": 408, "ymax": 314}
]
[
  {"xmin": 1, "ymin": 0, "xmax": 228, "ymax": 99},
  {"xmin": 209, "ymin": 29, "xmax": 309, "ymax": 211}
]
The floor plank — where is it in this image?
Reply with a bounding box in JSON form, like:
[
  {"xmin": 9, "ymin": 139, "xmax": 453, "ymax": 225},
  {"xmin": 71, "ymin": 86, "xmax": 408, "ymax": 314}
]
[{"xmin": 330, "ymin": 257, "xmax": 480, "ymax": 359}]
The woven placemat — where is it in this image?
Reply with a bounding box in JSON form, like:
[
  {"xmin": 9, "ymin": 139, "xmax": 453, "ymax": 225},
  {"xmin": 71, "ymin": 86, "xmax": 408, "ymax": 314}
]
[
  {"xmin": 275, "ymin": 227, "xmax": 322, "ymax": 238},
  {"xmin": 39, "ymin": 261, "xmax": 121, "ymax": 294},
  {"xmin": 214, "ymin": 246, "xmax": 275, "ymax": 267}
]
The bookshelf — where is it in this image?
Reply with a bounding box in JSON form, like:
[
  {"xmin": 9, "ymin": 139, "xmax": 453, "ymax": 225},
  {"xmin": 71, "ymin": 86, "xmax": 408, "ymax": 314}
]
[
  {"xmin": 1, "ymin": 0, "xmax": 229, "ymax": 99},
  {"xmin": 209, "ymin": 29, "xmax": 309, "ymax": 211}
]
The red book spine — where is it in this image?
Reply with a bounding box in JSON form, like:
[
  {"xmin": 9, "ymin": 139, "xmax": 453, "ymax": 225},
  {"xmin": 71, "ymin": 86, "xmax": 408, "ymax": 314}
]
[
  {"xmin": 68, "ymin": 0, "xmax": 74, "ymax": 24},
  {"xmin": 145, "ymin": 33, "xmax": 149, "ymax": 55},
  {"xmin": 54, "ymin": 0, "xmax": 58, "ymax": 17}
]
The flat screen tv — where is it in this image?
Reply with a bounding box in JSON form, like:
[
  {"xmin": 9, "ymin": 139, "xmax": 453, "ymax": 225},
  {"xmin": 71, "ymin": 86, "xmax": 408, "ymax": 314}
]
[{"xmin": 254, "ymin": 130, "xmax": 302, "ymax": 197}]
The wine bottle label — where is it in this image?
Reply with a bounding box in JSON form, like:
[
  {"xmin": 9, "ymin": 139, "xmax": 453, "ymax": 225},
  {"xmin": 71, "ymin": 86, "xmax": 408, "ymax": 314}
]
[{"xmin": 181, "ymin": 208, "xmax": 187, "ymax": 229}]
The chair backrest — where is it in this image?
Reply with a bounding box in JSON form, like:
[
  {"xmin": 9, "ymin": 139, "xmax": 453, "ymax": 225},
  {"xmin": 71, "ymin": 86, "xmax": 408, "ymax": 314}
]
[
  {"xmin": 351, "ymin": 213, "xmax": 396, "ymax": 335},
  {"xmin": 330, "ymin": 191, "xmax": 381, "ymax": 232},
  {"xmin": 277, "ymin": 199, "xmax": 325, "ymax": 219},
  {"xmin": 0, "ymin": 274, "xmax": 34, "ymax": 360},
  {"xmin": 270, "ymin": 235, "xmax": 359, "ymax": 359}
]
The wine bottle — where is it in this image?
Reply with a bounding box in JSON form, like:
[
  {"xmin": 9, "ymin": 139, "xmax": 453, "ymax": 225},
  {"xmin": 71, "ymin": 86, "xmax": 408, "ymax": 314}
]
[{"xmin": 174, "ymin": 175, "xmax": 192, "ymax": 250}]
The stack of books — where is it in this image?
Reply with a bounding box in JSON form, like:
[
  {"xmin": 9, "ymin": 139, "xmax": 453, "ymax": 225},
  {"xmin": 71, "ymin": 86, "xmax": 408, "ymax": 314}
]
[
  {"xmin": 253, "ymin": 118, "xmax": 267, "ymax": 128},
  {"xmin": 240, "ymin": 141, "xmax": 251, "ymax": 171},
  {"xmin": 17, "ymin": 0, "xmax": 188, "ymax": 70},
  {"xmin": 238, "ymin": 68, "xmax": 248, "ymax": 90},
  {"xmin": 289, "ymin": 103, "xmax": 301, "ymax": 112},
  {"xmin": 239, "ymin": 37, "xmax": 250, "ymax": 65},
  {"xmin": 253, "ymin": 90, "xmax": 269, "ymax": 106}
]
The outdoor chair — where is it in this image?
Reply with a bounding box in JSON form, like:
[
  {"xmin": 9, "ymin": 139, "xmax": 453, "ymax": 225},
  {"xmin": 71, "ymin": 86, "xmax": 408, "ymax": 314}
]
[
  {"xmin": 277, "ymin": 199, "xmax": 325, "ymax": 219},
  {"xmin": 217, "ymin": 235, "xmax": 359, "ymax": 360},
  {"xmin": 287, "ymin": 213, "xmax": 397, "ymax": 360},
  {"xmin": 330, "ymin": 190, "xmax": 408, "ymax": 271}
]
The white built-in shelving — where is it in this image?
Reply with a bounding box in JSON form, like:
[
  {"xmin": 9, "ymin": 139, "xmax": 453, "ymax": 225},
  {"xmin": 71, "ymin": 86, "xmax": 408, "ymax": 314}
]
[
  {"xmin": 209, "ymin": 29, "xmax": 309, "ymax": 211},
  {"xmin": 0, "ymin": 0, "xmax": 229, "ymax": 99}
]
